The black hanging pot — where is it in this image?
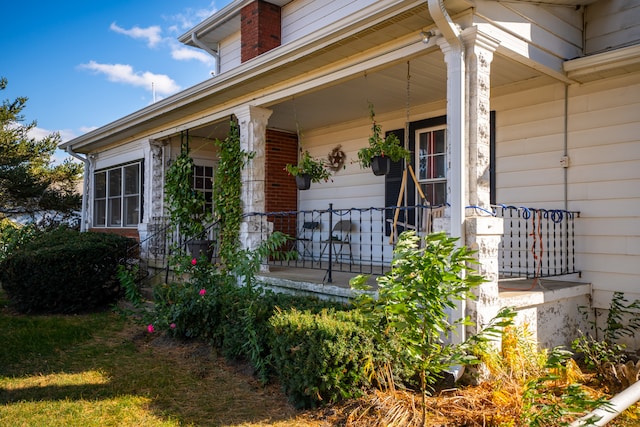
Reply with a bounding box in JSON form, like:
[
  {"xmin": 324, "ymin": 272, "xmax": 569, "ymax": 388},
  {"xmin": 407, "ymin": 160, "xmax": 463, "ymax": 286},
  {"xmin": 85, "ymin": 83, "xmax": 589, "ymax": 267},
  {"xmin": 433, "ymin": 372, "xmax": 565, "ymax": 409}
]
[
  {"xmin": 370, "ymin": 156, "xmax": 391, "ymax": 176},
  {"xmin": 295, "ymin": 174, "xmax": 312, "ymax": 190}
]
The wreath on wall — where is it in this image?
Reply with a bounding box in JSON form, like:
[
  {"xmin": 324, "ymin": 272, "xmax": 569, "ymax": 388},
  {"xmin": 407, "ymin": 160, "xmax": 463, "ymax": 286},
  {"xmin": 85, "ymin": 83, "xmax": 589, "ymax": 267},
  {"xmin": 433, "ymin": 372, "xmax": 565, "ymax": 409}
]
[{"xmin": 327, "ymin": 145, "xmax": 346, "ymax": 172}]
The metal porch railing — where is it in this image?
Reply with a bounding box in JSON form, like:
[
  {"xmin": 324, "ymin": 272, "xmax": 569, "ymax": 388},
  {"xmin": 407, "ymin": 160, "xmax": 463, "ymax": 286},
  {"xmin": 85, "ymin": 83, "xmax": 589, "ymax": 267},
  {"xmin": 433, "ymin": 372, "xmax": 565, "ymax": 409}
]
[
  {"xmin": 494, "ymin": 205, "xmax": 580, "ymax": 279},
  {"xmin": 141, "ymin": 203, "xmax": 579, "ymax": 284}
]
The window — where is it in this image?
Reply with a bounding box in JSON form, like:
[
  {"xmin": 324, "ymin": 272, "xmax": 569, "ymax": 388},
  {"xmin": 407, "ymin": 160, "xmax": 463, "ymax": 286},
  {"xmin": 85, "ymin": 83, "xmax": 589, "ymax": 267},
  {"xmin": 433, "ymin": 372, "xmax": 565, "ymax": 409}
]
[
  {"xmin": 417, "ymin": 126, "xmax": 446, "ymax": 205},
  {"xmin": 93, "ymin": 162, "xmax": 142, "ymax": 227},
  {"xmin": 192, "ymin": 164, "xmax": 214, "ymax": 213}
]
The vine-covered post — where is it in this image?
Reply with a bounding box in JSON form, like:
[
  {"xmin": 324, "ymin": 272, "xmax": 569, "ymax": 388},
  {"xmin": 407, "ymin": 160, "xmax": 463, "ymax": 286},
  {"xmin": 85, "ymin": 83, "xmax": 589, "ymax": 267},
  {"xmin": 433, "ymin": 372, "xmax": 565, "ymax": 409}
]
[{"xmin": 233, "ymin": 105, "xmax": 273, "ymax": 265}]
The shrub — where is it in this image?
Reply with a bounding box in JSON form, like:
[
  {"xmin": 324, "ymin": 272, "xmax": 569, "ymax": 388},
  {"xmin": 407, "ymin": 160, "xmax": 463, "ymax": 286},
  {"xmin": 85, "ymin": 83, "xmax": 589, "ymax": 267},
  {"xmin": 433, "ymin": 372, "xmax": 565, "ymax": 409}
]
[
  {"xmin": 268, "ymin": 308, "xmax": 378, "ymax": 408},
  {"xmin": 0, "ymin": 227, "xmax": 133, "ymax": 313}
]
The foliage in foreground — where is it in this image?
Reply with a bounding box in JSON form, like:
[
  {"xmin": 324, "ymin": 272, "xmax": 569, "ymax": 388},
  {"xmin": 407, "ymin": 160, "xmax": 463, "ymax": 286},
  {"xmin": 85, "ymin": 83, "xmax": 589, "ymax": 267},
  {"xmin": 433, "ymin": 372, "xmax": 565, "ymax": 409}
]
[
  {"xmin": 0, "ymin": 77, "xmax": 82, "ymax": 224},
  {"xmin": 0, "ymin": 227, "xmax": 133, "ymax": 313}
]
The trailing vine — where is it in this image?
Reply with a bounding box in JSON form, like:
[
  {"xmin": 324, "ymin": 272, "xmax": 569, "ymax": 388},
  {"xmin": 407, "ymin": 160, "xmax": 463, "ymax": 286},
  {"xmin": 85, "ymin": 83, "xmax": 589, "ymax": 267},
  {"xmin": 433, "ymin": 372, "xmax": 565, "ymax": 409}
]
[
  {"xmin": 165, "ymin": 149, "xmax": 212, "ymax": 242},
  {"xmin": 213, "ymin": 120, "xmax": 254, "ymax": 267}
]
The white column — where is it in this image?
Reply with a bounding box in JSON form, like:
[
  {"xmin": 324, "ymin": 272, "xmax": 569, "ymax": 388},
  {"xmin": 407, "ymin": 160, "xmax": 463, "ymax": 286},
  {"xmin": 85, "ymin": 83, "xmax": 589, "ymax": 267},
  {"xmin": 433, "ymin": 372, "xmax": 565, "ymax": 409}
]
[
  {"xmin": 139, "ymin": 139, "xmax": 167, "ymax": 258},
  {"xmin": 462, "ymin": 28, "xmax": 499, "ymax": 210},
  {"xmin": 461, "ymin": 28, "xmax": 503, "ymax": 336},
  {"xmin": 437, "ymin": 37, "xmax": 466, "ymax": 244},
  {"xmin": 233, "ymin": 105, "xmax": 273, "ymax": 253}
]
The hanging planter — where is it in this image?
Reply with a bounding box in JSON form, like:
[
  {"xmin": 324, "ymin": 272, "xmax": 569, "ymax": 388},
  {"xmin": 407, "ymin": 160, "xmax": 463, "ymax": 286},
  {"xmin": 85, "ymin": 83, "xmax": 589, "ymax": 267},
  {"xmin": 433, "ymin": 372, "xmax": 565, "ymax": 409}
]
[
  {"xmin": 285, "ymin": 150, "xmax": 332, "ymax": 191},
  {"xmin": 295, "ymin": 174, "xmax": 312, "ymax": 190},
  {"xmin": 370, "ymin": 155, "xmax": 391, "ymax": 176},
  {"xmin": 357, "ymin": 103, "xmax": 410, "ymax": 176}
]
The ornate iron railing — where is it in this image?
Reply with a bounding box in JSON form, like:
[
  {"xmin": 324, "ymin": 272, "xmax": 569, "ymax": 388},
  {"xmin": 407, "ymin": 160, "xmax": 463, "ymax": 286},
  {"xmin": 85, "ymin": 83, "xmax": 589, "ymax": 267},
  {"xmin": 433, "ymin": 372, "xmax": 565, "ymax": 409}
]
[
  {"xmin": 493, "ymin": 205, "xmax": 579, "ymax": 279},
  {"xmin": 142, "ymin": 204, "xmax": 579, "ymax": 283}
]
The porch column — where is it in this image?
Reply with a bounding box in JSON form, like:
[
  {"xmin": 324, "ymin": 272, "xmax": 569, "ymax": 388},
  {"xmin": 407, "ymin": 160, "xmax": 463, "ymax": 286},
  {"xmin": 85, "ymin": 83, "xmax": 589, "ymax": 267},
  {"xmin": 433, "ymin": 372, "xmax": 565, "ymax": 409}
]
[
  {"xmin": 233, "ymin": 105, "xmax": 273, "ymax": 253},
  {"xmin": 436, "ymin": 36, "xmax": 466, "ymax": 243},
  {"xmin": 139, "ymin": 139, "xmax": 167, "ymax": 258},
  {"xmin": 461, "ymin": 28, "xmax": 502, "ymax": 334},
  {"xmin": 462, "ymin": 27, "xmax": 499, "ymax": 210}
]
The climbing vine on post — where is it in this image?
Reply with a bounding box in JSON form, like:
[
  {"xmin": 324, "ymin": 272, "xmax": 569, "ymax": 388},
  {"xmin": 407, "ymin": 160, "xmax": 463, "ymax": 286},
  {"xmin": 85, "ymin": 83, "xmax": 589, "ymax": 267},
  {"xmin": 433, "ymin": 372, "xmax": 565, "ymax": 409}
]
[{"xmin": 213, "ymin": 120, "xmax": 254, "ymax": 267}]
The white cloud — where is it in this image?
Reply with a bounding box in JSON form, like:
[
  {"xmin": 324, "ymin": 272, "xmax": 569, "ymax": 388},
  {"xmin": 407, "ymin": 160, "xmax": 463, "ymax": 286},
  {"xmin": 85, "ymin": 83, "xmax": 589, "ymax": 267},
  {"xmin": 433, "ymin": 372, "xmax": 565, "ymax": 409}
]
[
  {"xmin": 79, "ymin": 126, "xmax": 98, "ymax": 134},
  {"xmin": 80, "ymin": 61, "xmax": 181, "ymax": 95},
  {"xmin": 165, "ymin": 2, "xmax": 218, "ymax": 32},
  {"xmin": 170, "ymin": 43, "xmax": 214, "ymax": 65},
  {"xmin": 110, "ymin": 22, "xmax": 163, "ymax": 48}
]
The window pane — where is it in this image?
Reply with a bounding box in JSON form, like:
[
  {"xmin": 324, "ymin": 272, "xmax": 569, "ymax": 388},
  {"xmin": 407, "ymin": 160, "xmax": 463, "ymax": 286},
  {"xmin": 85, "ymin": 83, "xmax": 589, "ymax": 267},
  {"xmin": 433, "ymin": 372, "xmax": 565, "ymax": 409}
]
[
  {"xmin": 108, "ymin": 169, "xmax": 122, "ymax": 197},
  {"xmin": 124, "ymin": 164, "xmax": 139, "ymax": 195},
  {"xmin": 124, "ymin": 195, "xmax": 139, "ymax": 227},
  {"xmin": 108, "ymin": 198, "xmax": 122, "ymax": 226},
  {"xmin": 93, "ymin": 199, "xmax": 106, "ymax": 226},
  {"xmin": 421, "ymin": 182, "xmax": 447, "ymax": 206},
  {"xmin": 94, "ymin": 172, "xmax": 106, "ymax": 198}
]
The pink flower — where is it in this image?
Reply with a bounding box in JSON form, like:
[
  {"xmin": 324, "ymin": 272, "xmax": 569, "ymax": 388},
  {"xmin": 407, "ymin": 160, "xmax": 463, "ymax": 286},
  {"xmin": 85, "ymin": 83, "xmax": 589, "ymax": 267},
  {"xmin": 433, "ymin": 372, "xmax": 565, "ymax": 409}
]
[
  {"xmin": 147, "ymin": 324, "xmax": 155, "ymax": 333},
  {"xmin": 191, "ymin": 258, "xmax": 197, "ymax": 266},
  {"xmin": 199, "ymin": 289, "xmax": 207, "ymax": 296},
  {"xmin": 170, "ymin": 323, "xmax": 176, "ymax": 329}
]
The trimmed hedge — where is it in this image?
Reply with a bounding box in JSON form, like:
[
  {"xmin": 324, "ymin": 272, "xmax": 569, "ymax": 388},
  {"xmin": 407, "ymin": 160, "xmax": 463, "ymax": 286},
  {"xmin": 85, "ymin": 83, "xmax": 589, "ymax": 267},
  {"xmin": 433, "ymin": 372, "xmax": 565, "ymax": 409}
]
[
  {"xmin": 268, "ymin": 308, "xmax": 378, "ymax": 408},
  {"xmin": 0, "ymin": 228, "xmax": 133, "ymax": 313}
]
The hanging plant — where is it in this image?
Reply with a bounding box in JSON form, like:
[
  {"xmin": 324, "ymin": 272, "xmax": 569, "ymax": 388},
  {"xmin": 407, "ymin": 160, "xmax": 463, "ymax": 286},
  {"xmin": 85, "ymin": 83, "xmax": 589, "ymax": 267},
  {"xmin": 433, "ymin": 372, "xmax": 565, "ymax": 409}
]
[
  {"xmin": 284, "ymin": 150, "xmax": 332, "ymax": 190},
  {"xmin": 357, "ymin": 103, "xmax": 410, "ymax": 174}
]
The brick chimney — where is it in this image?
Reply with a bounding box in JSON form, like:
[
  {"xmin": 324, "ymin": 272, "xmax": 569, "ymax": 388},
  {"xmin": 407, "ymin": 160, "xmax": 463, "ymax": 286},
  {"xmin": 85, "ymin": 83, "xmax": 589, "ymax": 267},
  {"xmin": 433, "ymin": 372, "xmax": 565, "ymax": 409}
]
[{"xmin": 241, "ymin": 0, "xmax": 282, "ymax": 62}]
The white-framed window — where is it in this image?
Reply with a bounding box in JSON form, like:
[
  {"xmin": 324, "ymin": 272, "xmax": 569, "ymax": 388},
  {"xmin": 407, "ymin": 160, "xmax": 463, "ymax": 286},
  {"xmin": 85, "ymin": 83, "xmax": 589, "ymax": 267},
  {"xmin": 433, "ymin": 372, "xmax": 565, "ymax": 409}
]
[
  {"xmin": 192, "ymin": 164, "xmax": 214, "ymax": 213},
  {"xmin": 416, "ymin": 125, "xmax": 447, "ymax": 205},
  {"xmin": 93, "ymin": 161, "xmax": 142, "ymax": 228}
]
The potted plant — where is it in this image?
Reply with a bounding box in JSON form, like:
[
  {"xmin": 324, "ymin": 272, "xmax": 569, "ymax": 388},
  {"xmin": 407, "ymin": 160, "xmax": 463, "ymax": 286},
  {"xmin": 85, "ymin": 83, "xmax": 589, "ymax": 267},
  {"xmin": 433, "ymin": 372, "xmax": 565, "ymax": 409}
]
[
  {"xmin": 357, "ymin": 103, "xmax": 410, "ymax": 176},
  {"xmin": 165, "ymin": 149, "xmax": 214, "ymax": 259},
  {"xmin": 285, "ymin": 150, "xmax": 332, "ymax": 190}
]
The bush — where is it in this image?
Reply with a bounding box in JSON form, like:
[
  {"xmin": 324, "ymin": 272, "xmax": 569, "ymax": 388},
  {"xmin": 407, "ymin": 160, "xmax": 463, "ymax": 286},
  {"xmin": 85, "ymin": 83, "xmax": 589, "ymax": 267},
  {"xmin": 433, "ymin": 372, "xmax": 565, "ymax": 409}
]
[
  {"xmin": 152, "ymin": 262, "xmax": 347, "ymax": 383},
  {"xmin": 268, "ymin": 308, "xmax": 378, "ymax": 408},
  {"xmin": 0, "ymin": 228, "xmax": 133, "ymax": 313}
]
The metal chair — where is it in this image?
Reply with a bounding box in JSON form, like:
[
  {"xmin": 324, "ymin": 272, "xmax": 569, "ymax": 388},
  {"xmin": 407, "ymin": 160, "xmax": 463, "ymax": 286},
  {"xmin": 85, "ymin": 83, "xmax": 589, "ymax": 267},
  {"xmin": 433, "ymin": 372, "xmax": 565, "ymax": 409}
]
[
  {"xmin": 321, "ymin": 220, "xmax": 354, "ymax": 264},
  {"xmin": 296, "ymin": 221, "xmax": 320, "ymax": 260}
]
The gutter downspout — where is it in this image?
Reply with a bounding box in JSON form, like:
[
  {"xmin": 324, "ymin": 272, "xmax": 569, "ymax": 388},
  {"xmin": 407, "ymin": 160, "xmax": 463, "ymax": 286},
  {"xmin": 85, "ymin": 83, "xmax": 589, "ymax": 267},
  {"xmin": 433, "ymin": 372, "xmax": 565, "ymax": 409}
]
[
  {"xmin": 65, "ymin": 147, "xmax": 89, "ymax": 232},
  {"xmin": 569, "ymin": 379, "xmax": 640, "ymax": 427},
  {"xmin": 428, "ymin": 0, "xmax": 466, "ymax": 380},
  {"xmin": 191, "ymin": 32, "xmax": 220, "ymax": 76}
]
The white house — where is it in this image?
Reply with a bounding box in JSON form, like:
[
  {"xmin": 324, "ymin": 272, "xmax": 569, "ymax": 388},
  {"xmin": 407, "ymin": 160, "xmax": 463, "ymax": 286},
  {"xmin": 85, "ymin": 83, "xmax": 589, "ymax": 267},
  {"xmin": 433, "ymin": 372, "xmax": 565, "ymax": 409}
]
[{"xmin": 61, "ymin": 0, "xmax": 640, "ymax": 350}]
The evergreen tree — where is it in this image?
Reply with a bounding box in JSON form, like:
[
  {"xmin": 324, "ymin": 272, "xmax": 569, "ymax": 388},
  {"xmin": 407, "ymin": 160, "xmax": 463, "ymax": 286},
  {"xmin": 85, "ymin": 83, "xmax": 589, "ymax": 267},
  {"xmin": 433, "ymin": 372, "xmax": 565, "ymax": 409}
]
[{"xmin": 0, "ymin": 77, "xmax": 82, "ymax": 226}]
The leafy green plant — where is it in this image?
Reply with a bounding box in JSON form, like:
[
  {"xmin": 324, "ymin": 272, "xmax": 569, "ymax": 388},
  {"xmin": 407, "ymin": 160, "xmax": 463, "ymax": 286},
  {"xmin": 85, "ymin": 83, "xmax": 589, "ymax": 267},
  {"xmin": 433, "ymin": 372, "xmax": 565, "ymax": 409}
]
[
  {"xmin": 213, "ymin": 120, "xmax": 253, "ymax": 267},
  {"xmin": 357, "ymin": 102, "xmax": 410, "ymax": 169},
  {"xmin": 269, "ymin": 308, "xmax": 376, "ymax": 408},
  {"xmin": 284, "ymin": 150, "xmax": 332, "ymax": 182},
  {"xmin": 351, "ymin": 231, "xmax": 487, "ymax": 425},
  {"xmin": 521, "ymin": 347, "xmax": 611, "ymax": 427},
  {"xmin": 572, "ymin": 292, "xmax": 640, "ymax": 383},
  {"xmin": 0, "ymin": 227, "xmax": 132, "ymax": 313},
  {"xmin": 165, "ymin": 148, "xmax": 212, "ymax": 241}
]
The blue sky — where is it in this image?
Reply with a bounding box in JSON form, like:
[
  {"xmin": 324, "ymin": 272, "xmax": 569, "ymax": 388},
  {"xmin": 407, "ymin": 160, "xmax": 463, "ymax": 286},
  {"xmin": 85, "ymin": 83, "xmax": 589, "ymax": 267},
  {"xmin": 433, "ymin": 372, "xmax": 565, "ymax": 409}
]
[{"xmin": 1, "ymin": 0, "xmax": 232, "ymax": 162}]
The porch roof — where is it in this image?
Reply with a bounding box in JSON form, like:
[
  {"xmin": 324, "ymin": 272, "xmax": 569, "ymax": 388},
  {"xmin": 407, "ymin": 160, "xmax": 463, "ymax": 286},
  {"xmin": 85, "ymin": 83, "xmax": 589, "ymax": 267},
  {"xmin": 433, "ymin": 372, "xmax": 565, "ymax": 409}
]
[{"xmin": 60, "ymin": 0, "xmax": 553, "ymax": 154}]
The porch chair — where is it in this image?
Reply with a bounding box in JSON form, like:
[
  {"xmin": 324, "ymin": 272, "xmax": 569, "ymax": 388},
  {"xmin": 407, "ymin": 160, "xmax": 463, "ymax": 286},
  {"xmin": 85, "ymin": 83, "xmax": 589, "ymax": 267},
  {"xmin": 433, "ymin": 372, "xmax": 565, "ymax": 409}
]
[
  {"xmin": 320, "ymin": 220, "xmax": 354, "ymax": 264},
  {"xmin": 296, "ymin": 221, "xmax": 320, "ymax": 260}
]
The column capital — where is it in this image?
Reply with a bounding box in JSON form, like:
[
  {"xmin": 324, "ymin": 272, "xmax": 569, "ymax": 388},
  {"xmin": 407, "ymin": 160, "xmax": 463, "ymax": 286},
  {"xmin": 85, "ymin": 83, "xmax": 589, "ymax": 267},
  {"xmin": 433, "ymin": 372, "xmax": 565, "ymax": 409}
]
[
  {"xmin": 461, "ymin": 27, "xmax": 500, "ymax": 55},
  {"xmin": 233, "ymin": 105, "xmax": 273, "ymax": 124}
]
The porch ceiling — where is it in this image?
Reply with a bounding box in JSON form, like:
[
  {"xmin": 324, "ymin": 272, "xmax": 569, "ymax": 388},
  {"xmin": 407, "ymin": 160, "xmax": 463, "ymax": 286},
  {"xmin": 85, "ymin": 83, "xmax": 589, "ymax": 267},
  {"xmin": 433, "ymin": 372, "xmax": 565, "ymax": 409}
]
[{"xmin": 188, "ymin": 49, "xmax": 549, "ymax": 139}]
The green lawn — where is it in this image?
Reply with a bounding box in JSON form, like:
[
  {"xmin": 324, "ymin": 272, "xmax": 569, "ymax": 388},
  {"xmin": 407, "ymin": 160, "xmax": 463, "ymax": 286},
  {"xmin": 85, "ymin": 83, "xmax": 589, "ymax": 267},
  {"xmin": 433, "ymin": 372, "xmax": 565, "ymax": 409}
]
[{"xmin": 0, "ymin": 291, "xmax": 318, "ymax": 427}]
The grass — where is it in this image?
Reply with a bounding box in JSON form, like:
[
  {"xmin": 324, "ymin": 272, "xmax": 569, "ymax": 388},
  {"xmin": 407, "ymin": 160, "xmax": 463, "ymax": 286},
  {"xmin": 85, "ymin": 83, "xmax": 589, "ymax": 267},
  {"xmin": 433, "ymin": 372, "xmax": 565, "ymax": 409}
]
[
  {"xmin": 0, "ymin": 291, "xmax": 320, "ymax": 427},
  {"xmin": 3, "ymin": 288, "xmax": 640, "ymax": 427}
]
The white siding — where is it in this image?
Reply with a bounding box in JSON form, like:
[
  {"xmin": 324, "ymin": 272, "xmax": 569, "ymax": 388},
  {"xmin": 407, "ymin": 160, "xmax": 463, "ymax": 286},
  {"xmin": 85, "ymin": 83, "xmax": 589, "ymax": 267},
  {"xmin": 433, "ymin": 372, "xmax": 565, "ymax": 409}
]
[
  {"xmin": 474, "ymin": 0, "xmax": 583, "ymax": 61},
  {"xmin": 219, "ymin": 31, "xmax": 241, "ymax": 73},
  {"xmin": 493, "ymin": 73, "xmax": 640, "ymax": 304},
  {"xmin": 281, "ymin": 0, "xmax": 376, "ymax": 44},
  {"xmin": 585, "ymin": 0, "xmax": 640, "ymax": 54}
]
